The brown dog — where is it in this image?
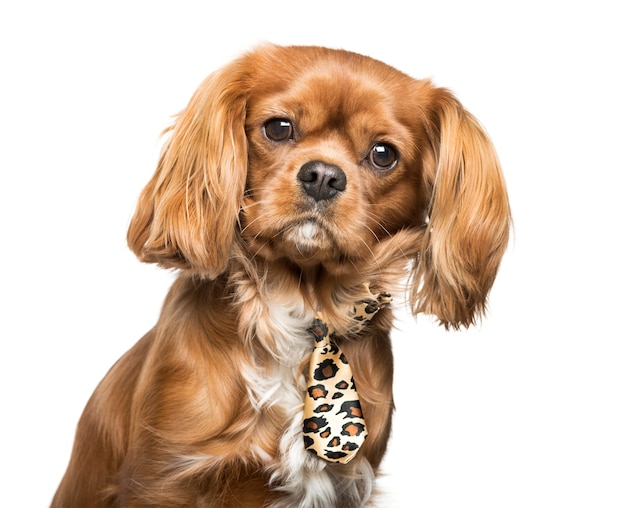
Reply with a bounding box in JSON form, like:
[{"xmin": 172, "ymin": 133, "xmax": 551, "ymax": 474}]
[{"xmin": 52, "ymin": 44, "xmax": 510, "ymax": 507}]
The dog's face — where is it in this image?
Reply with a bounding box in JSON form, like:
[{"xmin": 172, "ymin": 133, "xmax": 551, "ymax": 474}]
[
  {"xmin": 242, "ymin": 54, "xmax": 429, "ymax": 271},
  {"xmin": 127, "ymin": 45, "xmax": 510, "ymax": 327}
]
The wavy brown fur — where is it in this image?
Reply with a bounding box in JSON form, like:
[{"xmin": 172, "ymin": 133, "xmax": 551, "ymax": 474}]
[{"xmin": 53, "ymin": 44, "xmax": 510, "ymax": 507}]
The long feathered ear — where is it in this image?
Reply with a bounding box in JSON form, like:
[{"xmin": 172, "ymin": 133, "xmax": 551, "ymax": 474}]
[
  {"xmin": 410, "ymin": 87, "xmax": 511, "ymax": 329},
  {"xmin": 127, "ymin": 60, "xmax": 249, "ymax": 278}
]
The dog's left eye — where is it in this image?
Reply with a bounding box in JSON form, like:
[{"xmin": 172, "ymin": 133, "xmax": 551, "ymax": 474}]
[
  {"xmin": 264, "ymin": 119, "xmax": 294, "ymax": 142},
  {"xmin": 369, "ymin": 143, "xmax": 398, "ymax": 170}
]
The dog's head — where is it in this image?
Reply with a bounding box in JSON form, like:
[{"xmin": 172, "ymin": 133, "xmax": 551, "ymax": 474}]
[{"xmin": 128, "ymin": 44, "xmax": 510, "ymax": 328}]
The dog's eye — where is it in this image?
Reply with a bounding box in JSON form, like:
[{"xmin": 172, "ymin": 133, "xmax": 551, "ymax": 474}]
[
  {"xmin": 369, "ymin": 143, "xmax": 398, "ymax": 170},
  {"xmin": 264, "ymin": 119, "xmax": 294, "ymax": 142}
]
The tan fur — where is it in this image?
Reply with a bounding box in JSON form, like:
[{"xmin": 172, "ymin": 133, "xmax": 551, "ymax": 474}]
[{"xmin": 53, "ymin": 44, "xmax": 510, "ymax": 507}]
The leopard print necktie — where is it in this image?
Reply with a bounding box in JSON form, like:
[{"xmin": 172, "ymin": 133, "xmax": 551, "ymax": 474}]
[{"xmin": 303, "ymin": 291, "xmax": 392, "ymax": 464}]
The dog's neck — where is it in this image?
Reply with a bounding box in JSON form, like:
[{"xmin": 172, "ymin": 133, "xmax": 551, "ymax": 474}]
[
  {"xmin": 230, "ymin": 228, "xmax": 422, "ymax": 353},
  {"xmin": 247, "ymin": 227, "xmax": 419, "ymax": 292}
]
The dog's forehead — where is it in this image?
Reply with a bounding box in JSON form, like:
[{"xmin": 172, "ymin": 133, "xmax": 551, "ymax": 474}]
[
  {"xmin": 285, "ymin": 71, "xmax": 389, "ymax": 116},
  {"xmin": 262, "ymin": 49, "xmax": 402, "ymax": 97},
  {"xmin": 248, "ymin": 52, "xmax": 413, "ymax": 128}
]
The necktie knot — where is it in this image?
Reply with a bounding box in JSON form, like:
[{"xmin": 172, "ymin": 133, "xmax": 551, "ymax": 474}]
[{"xmin": 309, "ymin": 319, "xmax": 330, "ymax": 346}]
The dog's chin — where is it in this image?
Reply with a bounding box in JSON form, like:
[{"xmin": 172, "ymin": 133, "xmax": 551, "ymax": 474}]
[
  {"xmin": 250, "ymin": 219, "xmax": 362, "ymax": 274},
  {"xmin": 281, "ymin": 220, "xmax": 339, "ymax": 265},
  {"xmin": 284, "ymin": 220, "xmax": 327, "ymax": 253}
]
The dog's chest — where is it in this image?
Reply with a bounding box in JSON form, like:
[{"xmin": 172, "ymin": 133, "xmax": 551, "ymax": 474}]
[{"xmin": 246, "ymin": 297, "xmax": 313, "ymax": 413}]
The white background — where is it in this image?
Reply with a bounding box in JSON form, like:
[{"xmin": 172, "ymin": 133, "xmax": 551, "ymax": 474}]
[{"xmin": 2, "ymin": 1, "xmax": 624, "ymax": 506}]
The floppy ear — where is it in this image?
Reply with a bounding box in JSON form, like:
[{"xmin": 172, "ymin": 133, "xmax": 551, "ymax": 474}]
[
  {"xmin": 410, "ymin": 87, "xmax": 511, "ymax": 329},
  {"xmin": 127, "ymin": 60, "xmax": 249, "ymax": 278}
]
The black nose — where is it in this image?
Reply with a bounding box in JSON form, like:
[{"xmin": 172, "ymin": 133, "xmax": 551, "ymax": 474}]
[{"xmin": 297, "ymin": 161, "xmax": 347, "ymax": 201}]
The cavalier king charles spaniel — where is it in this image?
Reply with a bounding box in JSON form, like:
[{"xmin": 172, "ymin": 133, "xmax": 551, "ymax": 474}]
[{"xmin": 53, "ymin": 44, "xmax": 510, "ymax": 507}]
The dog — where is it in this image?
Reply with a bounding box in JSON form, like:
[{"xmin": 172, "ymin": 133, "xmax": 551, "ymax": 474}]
[{"xmin": 52, "ymin": 44, "xmax": 510, "ymax": 507}]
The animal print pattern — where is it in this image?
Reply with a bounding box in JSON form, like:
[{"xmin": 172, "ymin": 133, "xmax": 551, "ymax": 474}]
[{"xmin": 303, "ymin": 292, "xmax": 392, "ymax": 464}]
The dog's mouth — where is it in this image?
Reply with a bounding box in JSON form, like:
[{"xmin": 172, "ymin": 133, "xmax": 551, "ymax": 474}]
[
  {"xmin": 252, "ymin": 214, "xmax": 355, "ymax": 268},
  {"xmin": 240, "ymin": 193, "xmax": 366, "ymax": 268}
]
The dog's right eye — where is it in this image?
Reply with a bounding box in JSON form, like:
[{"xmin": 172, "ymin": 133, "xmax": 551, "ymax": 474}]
[{"xmin": 264, "ymin": 119, "xmax": 294, "ymax": 142}]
